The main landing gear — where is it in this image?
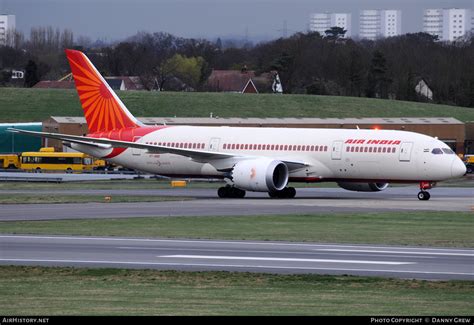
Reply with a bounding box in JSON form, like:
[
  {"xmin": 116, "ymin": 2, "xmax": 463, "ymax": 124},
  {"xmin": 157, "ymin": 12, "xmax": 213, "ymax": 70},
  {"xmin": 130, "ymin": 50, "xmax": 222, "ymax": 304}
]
[
  {"xmin": 418, "ymin": 181, "xmax": 435, "ymax": 201},
  {"xmin": 268, "ymin": 187, "xmax": 296, "ymax": 199},
  {"xmin": 218, "ymin": 185, "xmax": 246, "ymax": 198}
]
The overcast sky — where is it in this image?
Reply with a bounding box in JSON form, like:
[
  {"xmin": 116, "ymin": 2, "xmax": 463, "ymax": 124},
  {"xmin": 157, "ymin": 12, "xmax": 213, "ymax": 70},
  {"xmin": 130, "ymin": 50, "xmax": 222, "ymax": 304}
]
[{"xmin": 1, "ymin": 0, "xmax": 473, "ymax": 41}]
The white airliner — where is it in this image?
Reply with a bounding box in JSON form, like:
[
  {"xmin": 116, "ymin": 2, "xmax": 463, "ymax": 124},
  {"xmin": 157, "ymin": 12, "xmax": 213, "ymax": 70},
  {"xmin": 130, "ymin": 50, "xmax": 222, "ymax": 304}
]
[{"xmin": 10, "ymin": 49, "xmax": 466, "ymax": 200}]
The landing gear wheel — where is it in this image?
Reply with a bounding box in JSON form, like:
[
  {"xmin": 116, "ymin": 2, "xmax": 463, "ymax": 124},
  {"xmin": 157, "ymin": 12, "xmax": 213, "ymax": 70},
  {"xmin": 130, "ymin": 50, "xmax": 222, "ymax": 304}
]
[
  {"xmin": 217, "ymin": 186, "xmax": 246, "ymax": 198},
  {"xmin": 417, "ymin": 191, "xmax": 431, "ymax": 201},
  {"xmin": 218, "ymin": 187, "xmax": 227, "ymax": 198},
  {"xmin": 268, "ymin": 187, "xmax": 296, "ymax": 199},
  {"xmin": 268, "ymin": 191, "xmax": 278, "ymax": 198},
  {"xmin": 286, "ymin": 187, "xmax": 296, "ymax": 198}
]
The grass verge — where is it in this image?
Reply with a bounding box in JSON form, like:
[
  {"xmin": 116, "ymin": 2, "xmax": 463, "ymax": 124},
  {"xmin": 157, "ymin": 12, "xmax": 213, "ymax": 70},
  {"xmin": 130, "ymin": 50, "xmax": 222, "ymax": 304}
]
[
  {"xmin": 0, "ymin": 179, "xmax": 343, "ymax": 191},
  {"xmin": 0, "ymin": 266, "xmax": 472, "ymax": 315},
  {"xmin": 1, "ymin": 212, "xmax": 472, "ymax": 247},
  {"xmin": 0, "ymin": 195, "xmax": 192, "ymax": 204}
]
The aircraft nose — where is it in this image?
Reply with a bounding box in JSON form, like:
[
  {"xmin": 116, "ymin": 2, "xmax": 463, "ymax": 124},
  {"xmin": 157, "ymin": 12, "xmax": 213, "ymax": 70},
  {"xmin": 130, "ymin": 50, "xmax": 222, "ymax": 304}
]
[{"xmin": 451, "ymin": 158, "xmax": 467, "ymax": 178}]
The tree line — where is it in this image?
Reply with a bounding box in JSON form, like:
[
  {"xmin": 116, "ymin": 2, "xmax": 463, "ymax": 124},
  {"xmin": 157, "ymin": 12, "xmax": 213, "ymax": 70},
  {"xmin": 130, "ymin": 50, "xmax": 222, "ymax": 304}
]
[{"xmin": 0, "ymin": 27, "xmax": 473, "ymax": 108}]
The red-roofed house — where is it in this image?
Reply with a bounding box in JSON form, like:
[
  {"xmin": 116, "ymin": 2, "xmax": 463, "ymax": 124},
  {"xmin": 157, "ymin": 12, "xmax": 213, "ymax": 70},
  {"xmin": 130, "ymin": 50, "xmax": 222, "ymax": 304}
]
[
  {"xmin": 33, "ymin": 76, "xmax": 144, "ymax": 91},
  {"xmin": 207, "ymin": 69, "xmax": 268, "ymax": 93}
]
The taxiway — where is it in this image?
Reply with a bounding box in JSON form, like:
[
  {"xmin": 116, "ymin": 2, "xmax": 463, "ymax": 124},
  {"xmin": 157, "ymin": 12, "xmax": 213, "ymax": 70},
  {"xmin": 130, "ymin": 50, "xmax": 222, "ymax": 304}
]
[{"xmin": 0, "ymin": 187, "xmax": 472, "ymax": 221}]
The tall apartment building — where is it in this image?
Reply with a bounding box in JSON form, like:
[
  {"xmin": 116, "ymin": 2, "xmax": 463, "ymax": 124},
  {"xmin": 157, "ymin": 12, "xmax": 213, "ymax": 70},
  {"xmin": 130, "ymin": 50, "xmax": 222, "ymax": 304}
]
[
  {"xmin": 359, "ymin": 9, "xmax": 401, "ymax": 40},
  {"xmin": 0, "ymin": 14, "xmax": 16, "ymax": 46},
  {"xmin": 309, "ymin": 13, "xmax": 352, "ymax": 38},
  {"xmin": 423, "ymin": 8, "xmax": 472, "ymax": 41}
]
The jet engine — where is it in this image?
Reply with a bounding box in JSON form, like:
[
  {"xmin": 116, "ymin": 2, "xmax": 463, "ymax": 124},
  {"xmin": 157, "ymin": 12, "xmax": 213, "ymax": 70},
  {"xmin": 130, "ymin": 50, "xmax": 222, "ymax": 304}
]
[
  {"xmin": 231, "ymin": 158, "xmax": 289, "ymax": 192},
  {"xmin": 337, "ymin": 182, "xmax": 389, "ymax": 192}
]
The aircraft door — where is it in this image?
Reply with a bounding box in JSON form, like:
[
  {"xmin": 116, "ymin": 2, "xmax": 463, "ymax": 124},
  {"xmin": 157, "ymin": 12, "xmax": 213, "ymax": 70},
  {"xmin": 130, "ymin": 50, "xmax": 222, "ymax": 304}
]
[
  {"xmin": 331, "ymin": 141, "xmax": 343, "ymax": 160},
  {"xmin": 209, "ymin": 138, "xmax": 220, "ymax": 151},
  {"xmin": 132, "ymin": 136, "xmax": 142, "ymax": 156},
  {"xmin": 399, "ymin": 142, "xmax": 413, "ymax": 162}
]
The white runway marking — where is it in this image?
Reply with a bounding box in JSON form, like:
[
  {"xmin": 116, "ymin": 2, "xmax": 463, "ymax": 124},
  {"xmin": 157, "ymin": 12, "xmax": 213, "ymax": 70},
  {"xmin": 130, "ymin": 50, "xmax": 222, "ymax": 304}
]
[
  {"xmin": 315, "ymin": 249, "xmax": 474, "ymax": 257},
  {"xmin": 162, "ymin": 255, "xmax": 415, "ymax": 265},
  {"xmin": 117, "ymin": 246, "xmax": 435, "ymax": 259}
]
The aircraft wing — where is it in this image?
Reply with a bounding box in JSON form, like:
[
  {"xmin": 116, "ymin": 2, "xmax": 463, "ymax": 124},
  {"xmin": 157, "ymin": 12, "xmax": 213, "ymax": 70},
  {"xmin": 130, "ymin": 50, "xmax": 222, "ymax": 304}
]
[{"xmin": 8, "ymin": 128, "xmax": 309, "ymax": 170}]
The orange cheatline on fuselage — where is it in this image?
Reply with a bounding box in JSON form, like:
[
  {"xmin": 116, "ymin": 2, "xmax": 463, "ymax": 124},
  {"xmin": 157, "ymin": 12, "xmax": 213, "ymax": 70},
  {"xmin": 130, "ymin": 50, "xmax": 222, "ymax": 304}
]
[{"xmin": 65, "ymin": 49, "xmax": 139, "ymax": 133}]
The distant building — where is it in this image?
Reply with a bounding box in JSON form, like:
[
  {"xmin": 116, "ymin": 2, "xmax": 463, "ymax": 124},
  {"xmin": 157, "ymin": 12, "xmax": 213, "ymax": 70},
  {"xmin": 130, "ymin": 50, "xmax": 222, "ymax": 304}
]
[
  {"xmin": 309, "ymin": 13, "xmax": 352, "ymax": 38},
  {"xmin": 414, "ymin": 79, "xmax": 433, "ymax": 101},
  {"xmin": 33, "ymin": 76, "xmax": 144, "ymax": 90},
  {"xmin": 11, "ymin": 70, "xmax": 24, "ymax": 79},
  {"xmin": 42, "ymin": 116, "xmax": 467, "ymax": 154},
  {"xmin": 0, "ymin": 14, "xmax": 16, "ymax": 46},
  {"xmin": 359, "ymin": 9, "xmax": 401, "ymax": 40},
  {"xmin": 472, "ymin": 11, "xmax": 474, "ymax": 33},
  {"xmin": 105, "ymin": 76, "xmax": 145, "ymax": 91},
  {"xmin": 423, "ymin": 8, "xmax": 472, "ymax": 41},
  {"xmin": 206, "ymin": 69, "xmax": 276, "ymax": 94}
]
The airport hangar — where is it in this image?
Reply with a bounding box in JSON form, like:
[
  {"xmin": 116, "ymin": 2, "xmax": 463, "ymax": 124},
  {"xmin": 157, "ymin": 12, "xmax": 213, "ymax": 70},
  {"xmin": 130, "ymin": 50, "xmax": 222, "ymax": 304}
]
[{"xmin": 42, "ymin": 116, "xmax": 469, "ymax": 154}]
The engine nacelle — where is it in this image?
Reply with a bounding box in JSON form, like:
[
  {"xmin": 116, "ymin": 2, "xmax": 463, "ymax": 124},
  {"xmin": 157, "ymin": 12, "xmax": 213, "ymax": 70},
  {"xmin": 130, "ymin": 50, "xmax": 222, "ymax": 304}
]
[
  {"xmin": 231, "ymin": 158, "xmax": 289, "ymax": 192},
  {"xmin": 337, "ymin": 182, "xmax": 389, "ymax": 192}
]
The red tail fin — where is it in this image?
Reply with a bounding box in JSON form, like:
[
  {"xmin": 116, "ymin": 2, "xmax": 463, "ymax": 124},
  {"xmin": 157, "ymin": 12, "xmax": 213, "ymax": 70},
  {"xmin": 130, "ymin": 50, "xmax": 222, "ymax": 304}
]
[{"xmin": 65, "ymin": 49, "xmax": 143, "ymax": 133}]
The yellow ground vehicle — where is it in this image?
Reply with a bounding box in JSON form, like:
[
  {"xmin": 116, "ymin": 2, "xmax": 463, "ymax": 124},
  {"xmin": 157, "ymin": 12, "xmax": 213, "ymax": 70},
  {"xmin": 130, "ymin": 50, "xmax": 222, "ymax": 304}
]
[
  {"xmin": 0, "ymin": 154, "xmax": 20, "ymax": 169},
  {"xmin": 464, "ymin": 155, "xmax": 474, "ymax": 164},
  {"xmin": 20, "ymin": 147, "xmax": 104, "ymax": 173},
  {"xmin": 464, "ymin": 155, "xmax": 474, "ymax": 174}
]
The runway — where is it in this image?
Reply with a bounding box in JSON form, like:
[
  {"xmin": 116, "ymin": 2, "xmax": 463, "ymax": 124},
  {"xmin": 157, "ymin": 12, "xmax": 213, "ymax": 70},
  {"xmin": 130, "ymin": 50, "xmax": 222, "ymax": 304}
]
[
  {"xmin": 1, "ymin": 235, "xmax": 473, "ymax": 280},
  {"xmin": 0, "ymin": 187, "xmax": 472, "ymax": 221}
]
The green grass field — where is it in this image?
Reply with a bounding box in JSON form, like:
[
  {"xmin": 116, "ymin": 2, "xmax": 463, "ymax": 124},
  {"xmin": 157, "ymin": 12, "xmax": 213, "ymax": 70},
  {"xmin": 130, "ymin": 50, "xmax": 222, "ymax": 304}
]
[
  {"xmin": 1, "ymin": 212, "xmax": 472, "ymax": 247},
  {"xmin": 0, "ymin": 266, "xmax": 472, "ymax": 315},
  {"xmin": 1, "ymin": 88, "xmax": 474, "ymax": 122}
]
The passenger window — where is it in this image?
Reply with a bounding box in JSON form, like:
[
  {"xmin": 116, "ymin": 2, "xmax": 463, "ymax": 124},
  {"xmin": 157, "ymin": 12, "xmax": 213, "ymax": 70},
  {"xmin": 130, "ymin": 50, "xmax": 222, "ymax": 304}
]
[{"xmin": 431, "ymin": 148, "xmax": 443, "ymax": 155}]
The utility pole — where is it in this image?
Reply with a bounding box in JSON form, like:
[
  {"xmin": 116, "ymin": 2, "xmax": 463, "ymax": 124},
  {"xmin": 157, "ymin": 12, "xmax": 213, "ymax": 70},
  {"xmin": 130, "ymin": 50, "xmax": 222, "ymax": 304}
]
[{"xmin": 277, "ymin": 20, "xmax": 288, "ymax": 38}]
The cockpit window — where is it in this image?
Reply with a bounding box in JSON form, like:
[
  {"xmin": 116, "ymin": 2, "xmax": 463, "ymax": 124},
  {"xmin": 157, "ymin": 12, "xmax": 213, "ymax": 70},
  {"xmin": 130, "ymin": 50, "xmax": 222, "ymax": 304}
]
[
  {"xmin": 442, "ymin": 148, "xmax": 455, "ymax": 154},
  {"xmin": 431, "ymin": 148, "xmax": 443, "ymax": 155}
]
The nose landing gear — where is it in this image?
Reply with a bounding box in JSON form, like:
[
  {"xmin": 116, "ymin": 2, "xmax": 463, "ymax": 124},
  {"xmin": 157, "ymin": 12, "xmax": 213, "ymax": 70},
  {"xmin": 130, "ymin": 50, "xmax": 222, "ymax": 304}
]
[
  {"xmin": 417, "ymin": 191, "xmax": 431, "ymax": 201},
  {"xmin": 418, "ymin": 181, "xmax": 435, "ymax": 201}
]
